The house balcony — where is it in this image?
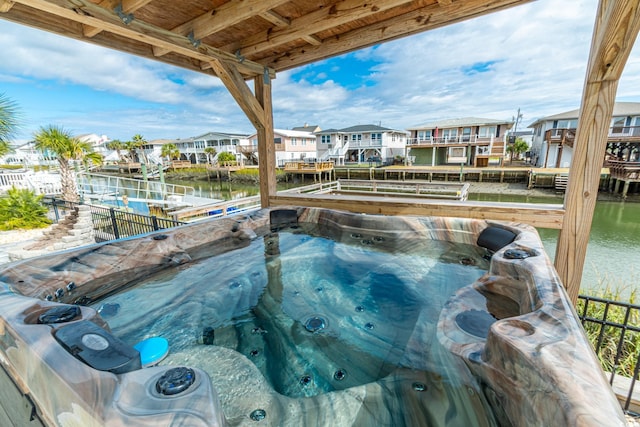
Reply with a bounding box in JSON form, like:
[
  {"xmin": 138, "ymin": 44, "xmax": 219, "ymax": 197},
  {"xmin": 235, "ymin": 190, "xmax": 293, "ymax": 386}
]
[
  {"xmin": 407, "ymin": 135, "xmax": 495, "ymax": 146},
  {"xmin": 544, "ymin": 126, "xmax": 640, "ymax": 147}
]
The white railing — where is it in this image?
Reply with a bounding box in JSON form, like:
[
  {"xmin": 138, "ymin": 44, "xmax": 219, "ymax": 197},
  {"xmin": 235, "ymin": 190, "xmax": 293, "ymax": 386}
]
[
  {"xmin": 407, "ymin": 135, "xmax": 496, "ymax": 145},
  {"xmin": 0, "ymin": 171, "xmax": 62, "ymax": 195},
  {"xmin": 76, "ymin": 172, "xmax": 195, "ymax": 203}
]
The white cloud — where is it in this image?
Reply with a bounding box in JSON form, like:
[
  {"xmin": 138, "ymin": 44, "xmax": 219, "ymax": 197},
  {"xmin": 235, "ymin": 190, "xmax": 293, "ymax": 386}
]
[{"xmin": 1, "ymin": 0, "xmax": 639, "ymax": 140}]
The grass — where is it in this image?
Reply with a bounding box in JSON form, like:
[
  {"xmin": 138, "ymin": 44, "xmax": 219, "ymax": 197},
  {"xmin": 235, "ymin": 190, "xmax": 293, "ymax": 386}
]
[{"xmin": 578, "ymin": 276, "xmax": 640, "ymax": 378}]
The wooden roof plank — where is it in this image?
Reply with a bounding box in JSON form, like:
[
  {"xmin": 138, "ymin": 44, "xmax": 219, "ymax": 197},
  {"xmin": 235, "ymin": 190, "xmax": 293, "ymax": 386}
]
[
  {"xmin": 10, "ymin": 0, "xmax": 270, "ymax": 77},
  {"xmin": 227, "ymin": 0, "xmax": 415, "ymax": 58},
  {"xmin": 264, "ymin": 0, "xmax": 534, "ymax": 71},
  {"xmin": 153, "ymin": 0, "xmax": 291, "ymax": 57}
]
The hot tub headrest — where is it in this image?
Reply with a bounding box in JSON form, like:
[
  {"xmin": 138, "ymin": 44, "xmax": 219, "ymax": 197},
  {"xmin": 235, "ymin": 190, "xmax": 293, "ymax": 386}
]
[
  {"xmin": 477, "ymin": 226, "xmax": 517, "ymax": 253},
  {"xmin": 270, "ymin": 209, "xmax": 298, "ymax": 230}
]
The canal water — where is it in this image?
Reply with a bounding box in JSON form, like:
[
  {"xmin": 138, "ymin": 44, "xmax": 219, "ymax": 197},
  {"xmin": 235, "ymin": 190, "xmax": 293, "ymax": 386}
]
[{"xmin": 168, "ymin": 179, "xmax": 640, "ymax": 299}]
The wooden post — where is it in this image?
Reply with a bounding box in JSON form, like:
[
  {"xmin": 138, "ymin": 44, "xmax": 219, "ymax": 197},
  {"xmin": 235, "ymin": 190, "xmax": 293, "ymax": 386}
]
[
  {"xmin": 556, "ymin": 0, "xmax": 640, "ymax": 303},
  {"xmin": 208, "ymin": 60, "xmax": 276, "ymax": 208},
  {"xmin": 255, "ymin": 72, "xmax": 276, "ymax": 208}
]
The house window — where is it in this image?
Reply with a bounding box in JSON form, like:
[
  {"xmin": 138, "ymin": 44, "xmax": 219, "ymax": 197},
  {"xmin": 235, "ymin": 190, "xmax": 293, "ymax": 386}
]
[
  {"xmin": 301, "ymin": 138, "xmax": 306, "ymax": 146},
  {"xmin": 291, "ymin": 138, "xmax": 297, "ymax": 145},
  {"xmin": 611, "ymin": 117, "xmax": 627, "ymax": 134},
  {"xmin": 371, "ymin": 133, "xmax": 382, "ymax": 141},
  {"xmin": 557, "ymin": 119, "xmax": 578, "ymax": 129},
  {"xmin": 478, "ymin": 126, "xmax": 496, "ymax": 138},
  {"xmin": 448, "ymin": 147, "xmax": 466, "ymax": 158},
  {"xmin": 351, "ymin": 134, "xmax": 362, "ymax": 141},
  {"xmin": 442, "ymin": 129, "xmax": 457, "ymax": 141},
  {"xmin": 417, "ymin": 130, "xmax": 431, "ymax": 141},
  {"xmin": 321, "ymin": 135, "xmax": 330, "ymax": 143},
  {"xmin": 274, "ymin": 137, "xmax": 282, "ymax": 144}
]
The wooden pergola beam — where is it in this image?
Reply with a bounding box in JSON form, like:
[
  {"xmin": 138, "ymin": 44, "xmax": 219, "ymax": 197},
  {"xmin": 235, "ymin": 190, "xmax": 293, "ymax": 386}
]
[
  {"xmin": 0, "ymin": 0, "xmax": 15, "ymax": 13},
  {"xmin": 10, "ymin": 0, "xmax": 270, "ymax": 78},
  {"xmin": 224, "ymin": 0, "xmax": 412, "ymax": 58},
  {"xmin": 153, "ymin": 0, "xmax": 291, "ymax": 57},
  {"xmin": 83, "ymin": 0, "xmax": 152, "ymax": 38},
  {"xmin": 207, "ymin": 59, "xmax": 266, "ymax": 131},
  {"xmin": 207, "ymin": 60, "xmax": 277, "ymax": 207},
  {"xmin": 263, "ymin": 0, "xmax": 533, "ymax": 71},
  {"xmin": 557, "ymin": 0, "xmax": 640, "ymax": 303}
]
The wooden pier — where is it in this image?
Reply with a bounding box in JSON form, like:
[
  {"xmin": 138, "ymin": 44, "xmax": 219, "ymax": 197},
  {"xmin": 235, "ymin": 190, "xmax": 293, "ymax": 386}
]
[
  {"xmin": 608, "ymin": 160, "xmax": 640, "ymax": 198},
  {"xmin": 283, "ymin": 161, "xmax": 335, "ymax": 182}
]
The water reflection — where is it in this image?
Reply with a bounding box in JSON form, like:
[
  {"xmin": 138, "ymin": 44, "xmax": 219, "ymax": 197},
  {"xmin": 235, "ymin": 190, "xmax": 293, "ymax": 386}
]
[{"xmin": 165, "ymin": 180, "xmax": 640, "ymax": 297}]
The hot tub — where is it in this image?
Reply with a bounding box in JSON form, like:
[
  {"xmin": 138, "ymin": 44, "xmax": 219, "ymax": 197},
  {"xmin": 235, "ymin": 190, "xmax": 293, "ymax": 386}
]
[{"xmin": 0, "ymin": 207, "xmax": 626, "ymax": 426}]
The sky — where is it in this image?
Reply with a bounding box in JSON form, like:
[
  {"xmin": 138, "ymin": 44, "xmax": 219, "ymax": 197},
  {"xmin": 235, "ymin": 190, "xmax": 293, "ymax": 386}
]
[{"xmin": 1, "ymin": 0, "xmax": 640, "ymax": 144}]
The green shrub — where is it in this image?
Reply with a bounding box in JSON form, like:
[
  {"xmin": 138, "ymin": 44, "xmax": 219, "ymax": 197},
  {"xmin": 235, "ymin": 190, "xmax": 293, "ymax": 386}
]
[
  {"xmin": 217, "ymin": 152, "xmax": 236, "ymax": 163},
  {"xmin": 0, "ymin": 187, "xmax": 52, "ymax": 230}
]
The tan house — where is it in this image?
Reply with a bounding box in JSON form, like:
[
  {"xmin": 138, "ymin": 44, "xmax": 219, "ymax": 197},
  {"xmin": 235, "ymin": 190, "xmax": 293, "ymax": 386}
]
[{"xmin": 247, "ymin": 129, "xmax": 317, "ymax": 167}]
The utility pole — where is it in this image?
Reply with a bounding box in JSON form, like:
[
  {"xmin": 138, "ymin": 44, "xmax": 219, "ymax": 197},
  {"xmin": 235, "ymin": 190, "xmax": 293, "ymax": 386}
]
[{"xmin": 512, "ymin": 108, "xmax": 523, "ymax": 135}]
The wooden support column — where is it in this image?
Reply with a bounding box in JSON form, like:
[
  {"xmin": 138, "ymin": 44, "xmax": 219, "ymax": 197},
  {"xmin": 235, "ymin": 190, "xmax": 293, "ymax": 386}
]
[
  {"xmin": 255, "ymin": 71, "xmax": 277, "ymax": 208},
  {"xmin": 209, "ymin": 60, "xmax": 276, "ymax": 208},
  {"xmin": 556, "ymin": 0, "xmax": 640, "ymax": 303}
]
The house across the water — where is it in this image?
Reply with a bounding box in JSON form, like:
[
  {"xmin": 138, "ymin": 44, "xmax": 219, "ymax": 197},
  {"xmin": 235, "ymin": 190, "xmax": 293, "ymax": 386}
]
[{"xmin": 406, "ymin": 117, "xmax": 513, "ymax": 167}]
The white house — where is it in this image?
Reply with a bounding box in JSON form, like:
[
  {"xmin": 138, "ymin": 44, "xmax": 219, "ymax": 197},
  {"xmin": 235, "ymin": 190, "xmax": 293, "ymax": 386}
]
[
  {"xmin": 146, "ymin": 131, "xmax": 250, "ymax": 165},
  {"xmin": 315, "ymin": 124, "xmax": 408, "ymax": 165}
]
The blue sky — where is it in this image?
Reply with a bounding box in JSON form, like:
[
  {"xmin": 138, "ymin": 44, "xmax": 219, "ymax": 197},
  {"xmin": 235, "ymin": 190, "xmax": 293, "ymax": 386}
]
[{"xmin": 1, "ymin": 0, "xmax": 640, "ymax": 143}]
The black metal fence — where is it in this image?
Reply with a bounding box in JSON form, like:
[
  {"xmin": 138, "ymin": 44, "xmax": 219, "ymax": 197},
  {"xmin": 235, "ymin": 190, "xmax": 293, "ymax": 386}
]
[
  {"xmin": 44, "ymin": 197, "xmax": 185, "ymax": 242},
  {"xmin": 577, "ymin": 294, "xmax": 640, "ymax": 414}
]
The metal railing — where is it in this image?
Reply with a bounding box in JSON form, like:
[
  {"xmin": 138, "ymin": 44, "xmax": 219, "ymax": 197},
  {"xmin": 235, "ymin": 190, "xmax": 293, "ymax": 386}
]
[
  {"xmin": 45, "ymin": 197, "xmax": 185, "ymax": 242},
  {"xmin": 577, "ymin": 294, "xmax": 640, "ymax": 414}
]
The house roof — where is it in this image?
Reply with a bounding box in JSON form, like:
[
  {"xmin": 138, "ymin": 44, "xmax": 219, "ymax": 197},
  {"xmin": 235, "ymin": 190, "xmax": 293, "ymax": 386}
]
[
  {"xmin": 291, "ymin": 125, "xmax": 321, "ymax": 132},
  {"xmin": 338, "ymin": 124, "xmax": 403, "ymax": 133},
  {"xmin": 0, "ymin": 1, "xmax": 531, "ymax": 79},
  {"xmin": 274, "ymin": 129, "xmax": 315, "ymax": 138},
  {"xmin": 408, "ymin": 117, "xmax": 513, "ymax": 130},
  {"xmin": 527, "ymin": 102, "xmax": 640, "ymax": 127},
  {"xmin": 192, "ymin": 131, "xmax": 250, "ymax": 140}
]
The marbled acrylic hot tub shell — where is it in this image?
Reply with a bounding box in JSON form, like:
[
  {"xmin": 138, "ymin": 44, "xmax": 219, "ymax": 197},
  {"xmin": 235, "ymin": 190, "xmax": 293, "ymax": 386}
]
[{"xmin": 0, "ymin": 207, "xmax": 627, "ymax": 426}]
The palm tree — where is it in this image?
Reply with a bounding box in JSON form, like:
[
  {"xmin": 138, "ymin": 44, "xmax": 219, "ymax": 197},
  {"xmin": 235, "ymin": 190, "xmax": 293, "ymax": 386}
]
[
  {"xmin": 204, "ymin": 147, "xmax": 217, "ymax": 165},
  {"xmin": 0, "ymin": 93, "xmax": 21, "ymax": 157},
  {"xmin": 128, "ymin": 134, "xmax": 148, "ymax": 164},
  {"xmin": 161, "ymin": 143, "xmax": 180, "ymax": 162},
  {"xmin": 106, "ymin": 139, "xmax": 126, "ymax": 161},
  {"xmin": 34, "ymin": 125, "xmax": 103, "ymax": 202},
  {"xmin": 506, "ymin": 138, "xmax": 530, "ymax": 164}
]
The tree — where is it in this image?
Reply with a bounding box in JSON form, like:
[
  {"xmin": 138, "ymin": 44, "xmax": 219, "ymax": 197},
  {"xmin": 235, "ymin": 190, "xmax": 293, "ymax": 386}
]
[
  {"xmin": 0, "ymin": 93, "xmax": 21, "ymax": 157},
  {"xmin": 106, "ymin": 139, "xmax": 126, "ymax": 161},
  {"xmin": 217, "ymin": 151, "xmax": 235, "ymax": 164},
  {"xmin": 125, "ymin": 134, "xmax": 147, "ymax": 163},
  {"xmin": 204, "ymin": 147, "xmax": 217, "ymax": 164},
  {"xmin": 161, "ymin": 143, "xmax": 180, "ymax": 161},
  {"xmin": 34, "ymin": 125, "xmax": 103, "ymax": 202},
  {"xmin": 506, "ymin": 137, "xmax": 529, "ymax": 164}
]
